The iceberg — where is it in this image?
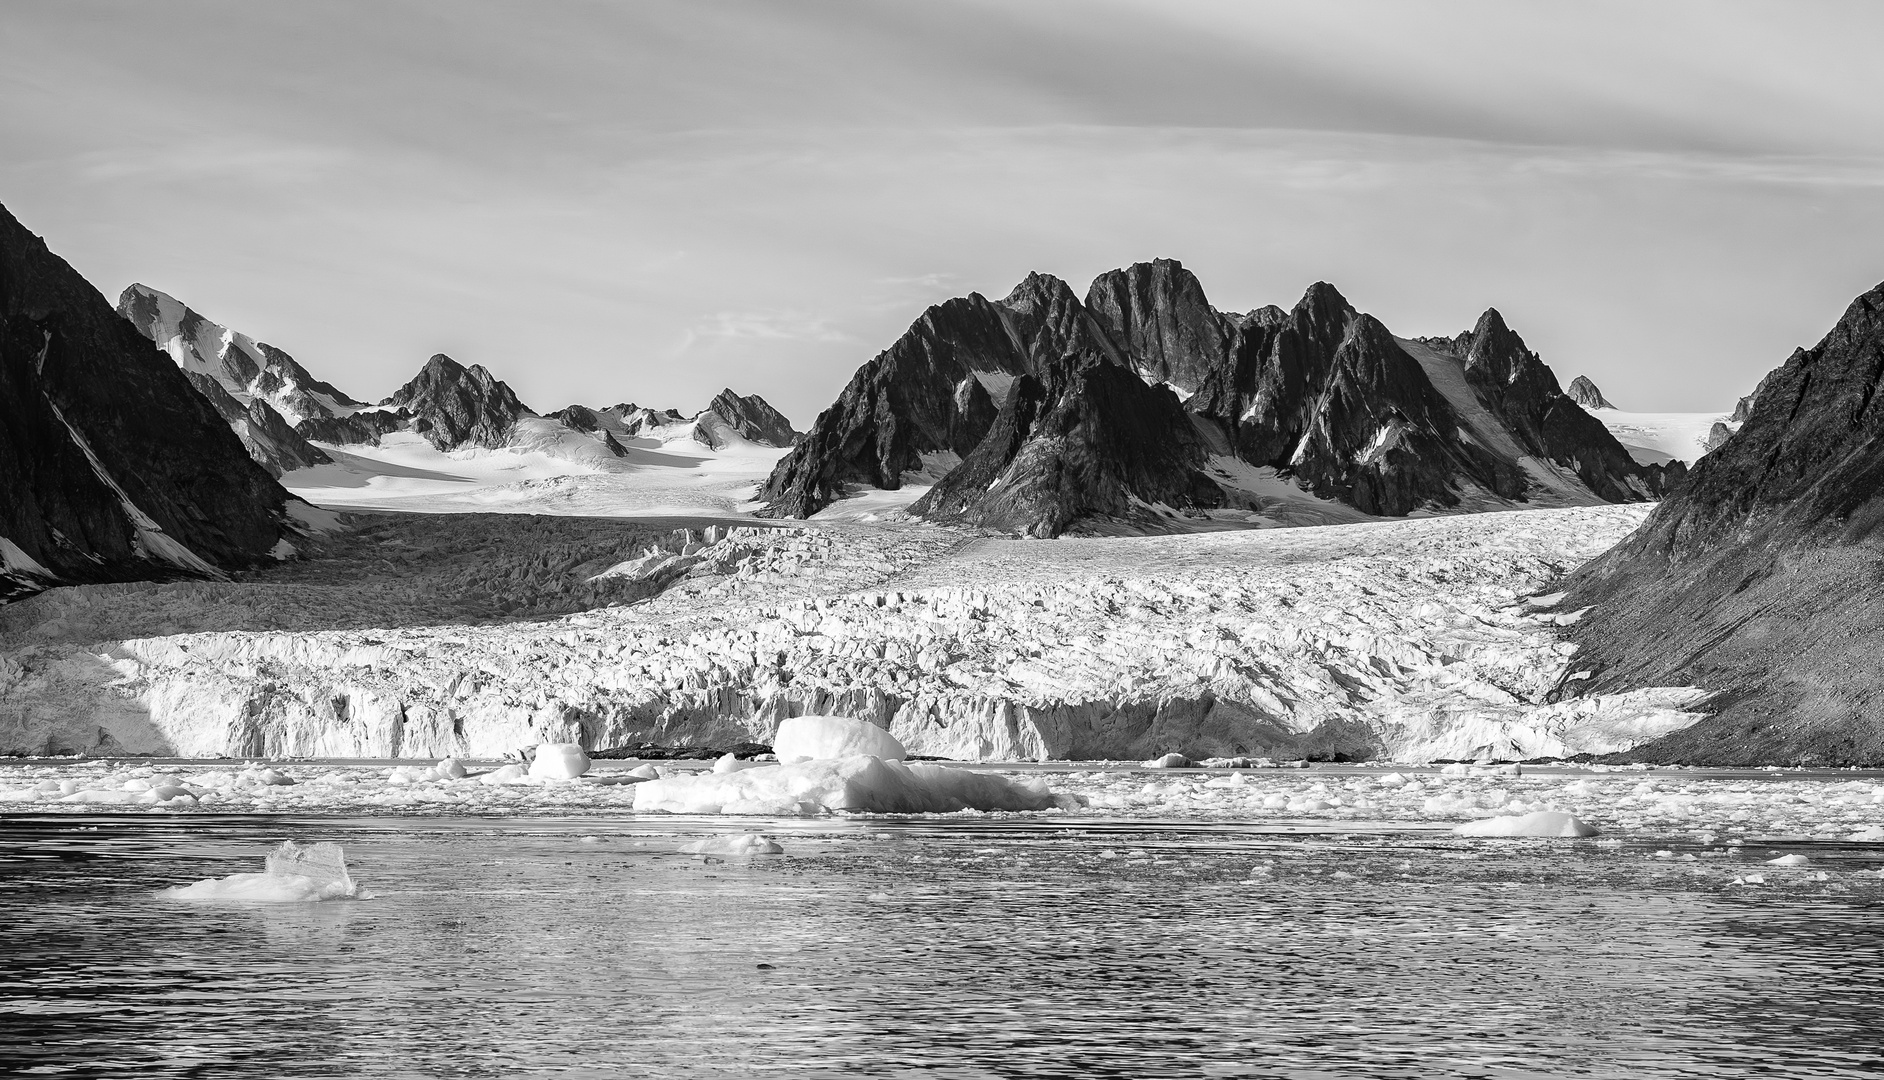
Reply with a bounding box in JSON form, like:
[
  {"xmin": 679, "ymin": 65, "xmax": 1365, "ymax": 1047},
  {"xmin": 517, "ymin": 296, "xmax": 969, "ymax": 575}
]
[
  {"xmin": 632, "ymin": 755, "xmax": 1065, "ymax": 815},
  {"xmin": 529, "ymin": 743, "xmax": 592, "ymax": 780},
  {"xmin": 772, "ymin": 715, "xmax": 906, "ymax": 764},
  {"xmin": 1454, "ymin": 811, "xmax": 1599, "ymax": 838},
  {"xmin": 165, "ymin": 840, "xmax": 358, "ymax": 902}
]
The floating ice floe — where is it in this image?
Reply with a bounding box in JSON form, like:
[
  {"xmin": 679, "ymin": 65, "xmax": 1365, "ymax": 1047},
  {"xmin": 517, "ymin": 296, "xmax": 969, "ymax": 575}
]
[
  {"xmin": 1454, "ymin": 811, "xmax": 1599, "ymax": 838},
  {"xmin": 680, "ymin": 833, "xmax": 784, "ymax": 856},
  {"xmin": 1142, "ymin": 753, "xmax": 1195, "ymax": 769},
  {"xmin": 165, "ymin": 840, "xmax": 359, "ymax": 903},
  {"xmin": 633, "ymin": 755, "xmax": 1072, "ymax": 815},
  {"xmin": 529, "ymin": 743, "xmax": 592, "ymax": 780},
  {"xmin": 773, "ymin": 715, "xmax": 906, "ymax": 764}
]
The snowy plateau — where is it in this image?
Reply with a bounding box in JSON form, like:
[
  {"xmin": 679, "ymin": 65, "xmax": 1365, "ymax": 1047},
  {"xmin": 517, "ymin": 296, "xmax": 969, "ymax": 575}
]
[{"xmin": 0, "ymin": 504, "xmax": 1710, "ymax": 772}]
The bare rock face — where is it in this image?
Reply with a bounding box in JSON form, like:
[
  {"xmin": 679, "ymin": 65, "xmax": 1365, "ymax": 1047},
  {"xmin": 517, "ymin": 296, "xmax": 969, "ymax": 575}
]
[
  {"xmin": 910, "ymin": 357, "xmax": 1223, "ymax": 536},
  {"xmin": 180, "ymin": 370, "xmax": 332, "ymax": 476},
  {"xmin": 702, "ymin": 389, "xmax": 798, "ymax": 448},
  {"xmin": 1566, "ymin": 375, "xmax": 1615, "ymax": 410},
  {"xmin": 117, "ymin": 284, "xmax": 349, "ymax": 475},
  {"xmin": 765, "ymin": 258, "xmax": 1673, "ymax": 534},
  {"xmin": 381, "ymin": 354, "xmax": 532, "ymax": 450},
  {"xmin": 1564, "ymin": 281, "xmax": 1884, "ymax": 764},
  {"xmin": 757, "ymin": 273, "xmax": 1117, "ymax": 519},
  {"xmin": 0, "ymin": 203, "xmax": 291, "ymax": 599}
]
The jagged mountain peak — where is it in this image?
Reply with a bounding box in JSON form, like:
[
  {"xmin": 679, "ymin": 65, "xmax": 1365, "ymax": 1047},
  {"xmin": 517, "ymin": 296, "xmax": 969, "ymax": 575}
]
[
  {"xmin": 1567, "ymin": 375, "xmax": 1615, "ymax": 409},
  {"xmin": 381, "ymin": 352, "xmax": 532, "ymax": 450},
  {"xmin": 762, "ymin": 259, "xmax": 1678, "ymax": 534}
]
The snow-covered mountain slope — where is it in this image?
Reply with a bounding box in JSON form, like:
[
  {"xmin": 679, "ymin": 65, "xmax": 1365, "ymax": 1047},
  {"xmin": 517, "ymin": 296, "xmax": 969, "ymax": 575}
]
[
  {"xmin": 117, "ymin": 284, "xmax": 355, "ymax": 475},
  {"xmin": 1589, "ymin": 409, "xmax": 1737, "ymax": 466},
  {"xmin": 118, "ymin": 284, "xmax": 363, "ymax": 425},
  {"xmin": 285, "ymin": 416, "xmax": 790, "ymax": 517},
  {"xmin": 0, "ymin": 504, "xmax": 1704, "ymax": 762}
]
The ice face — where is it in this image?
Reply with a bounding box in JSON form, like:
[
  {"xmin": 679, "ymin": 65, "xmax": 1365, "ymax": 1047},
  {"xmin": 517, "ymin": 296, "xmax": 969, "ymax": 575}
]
[{"xmin": 772, "ymin": 715, "xmax": 907, "ymax": 764}]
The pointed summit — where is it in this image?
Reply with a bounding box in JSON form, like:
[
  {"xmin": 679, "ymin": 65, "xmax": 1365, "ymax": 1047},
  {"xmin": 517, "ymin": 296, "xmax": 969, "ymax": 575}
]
[
  {"xmin": 1566, "ymin": 376, "xmax": 1615, "ymax": 410},
  {"xmin": 383, "ymin": 353, "xmax": 531, "ymax": 450}
]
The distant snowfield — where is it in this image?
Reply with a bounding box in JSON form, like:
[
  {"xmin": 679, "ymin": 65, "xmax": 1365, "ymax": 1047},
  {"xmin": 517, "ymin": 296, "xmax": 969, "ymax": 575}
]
[
  {"xmin": 1, "ymin": 503, "xmax": 1713, "ymax": 768},
  {"xmin": 283, "ymin": 420, "xmax": 790, "ymax": 518},
  {"xmin": 1592, "ymin": 409, "xmax": 1734, "ymax": 466}
]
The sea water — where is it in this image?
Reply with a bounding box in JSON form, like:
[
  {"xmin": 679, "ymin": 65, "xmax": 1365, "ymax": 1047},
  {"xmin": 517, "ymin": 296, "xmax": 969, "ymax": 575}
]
[{"xmin": 3, "ymin": 811, "xmax": 1883, "ymax": 1077}]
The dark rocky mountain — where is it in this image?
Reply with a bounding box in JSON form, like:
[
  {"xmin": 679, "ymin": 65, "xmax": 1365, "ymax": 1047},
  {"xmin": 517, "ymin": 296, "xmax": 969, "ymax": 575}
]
[
  {"xmin": 1566, "ymin": 375, "xmax": 1615, "ymax": 410},
  {"xmin": 0, "ymin": 203, "xmax": 293, "ymax": 600},
  {"xmin": 701, "ymin": 389, "xmax": 799, "ymax": 448},
  {"xmin": 757, "ymin": 273, "xmax": 1122, "ymax": 519},
  {"xmin": 118, "ymin": 284, "xmax": 349, "ymax": 475},
  {"xmin": 762, "ymin": 258, "xmax": 1679, "ymax": 534},
  {"xmin": 181, "ymin": 370, "xmax": 332, "ymax": 476},
  {"xmin": 381, "ymin": 354, "xmax": 532, "ymax": 450},
  {"xmin": 1561, "ymin": 280, "xmax": 1884, "ymax": 765},
  {"xmin": 909, "ymin": 357, "xmax": 1224, "ymax": 536}
]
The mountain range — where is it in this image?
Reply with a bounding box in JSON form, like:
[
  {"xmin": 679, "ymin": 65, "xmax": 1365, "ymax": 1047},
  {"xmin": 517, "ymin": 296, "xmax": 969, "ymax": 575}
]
[
  {"xmin": 760, "ymin": 259, "xmax": 1683, "ymax": 537},
  {"xmin": 117, "ymin": 284, "xmax": 802, "ymax": 477}
]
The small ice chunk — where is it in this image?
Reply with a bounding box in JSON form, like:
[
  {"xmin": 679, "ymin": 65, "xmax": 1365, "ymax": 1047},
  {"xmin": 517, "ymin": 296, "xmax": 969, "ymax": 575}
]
[
  {"xmin": 1766, "ymin": 853, "xmax": 1810, "ymax": 867},
  {"xmin": 167, "ymin": 840, "xmax": 356, "ymax": 903},
  {"xmin": 528, "ymin": 743, "xmax": 591, "ymax": 780},
  {"xmin": 479, "ymin": 763, "xmax": 531, "ymax": 786},
  {"xmin": 1142, "ymin": 753, "xmax": 1194, "ymax": 769},
  {"xmin": 712, "ymin": 753, "xmax": 764, "ymax": 774},
  {"xmin": 435, "ymin": 758, "xmax": 468, "ymax": 780},
  {"xmin": 772, "ymin": 715, "xmax": 906, "ymax": 764},
  {"xmin": 1454, "ymin": 811, "xmax": 1599, "ymax": 838},
  {"xmin": 679, "ymin": 833, "xmax": 783, "ymax": 856},
  {"xmin": 627, "ymin": 764, "xmax": 662, "ymax": 780},
  {"xmin": 1376, "ymin": 773, "xmax": 1409, "ymax": 787}
]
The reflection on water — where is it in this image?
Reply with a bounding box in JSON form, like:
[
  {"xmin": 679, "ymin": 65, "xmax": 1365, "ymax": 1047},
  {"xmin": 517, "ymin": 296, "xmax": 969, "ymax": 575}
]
[{"xmin": 2, "ymin": 815, "xmax": 1883, "ymax": 1078}]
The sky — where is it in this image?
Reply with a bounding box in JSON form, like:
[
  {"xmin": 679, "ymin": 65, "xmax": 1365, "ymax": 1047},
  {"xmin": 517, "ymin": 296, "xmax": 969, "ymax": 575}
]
[{"xmin": 6, "ymin": 0, "xmax": 1884, "ymax": 423}]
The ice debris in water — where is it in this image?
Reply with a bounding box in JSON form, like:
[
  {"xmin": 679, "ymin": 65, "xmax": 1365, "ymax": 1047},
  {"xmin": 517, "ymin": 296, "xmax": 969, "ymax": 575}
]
[
  {"xmin": 1142, "ymin": 753, "xmax": 1195, "ymax": 769},
  {"xmin": 1767, "ymin": 854, "xmax": 1810, "ymax": 867},
  {"xmin": 772, "ymin": 715, "xmax": 906, "ymax": 764},
  {"xmin": 679, "ymin": 833, "xmax": 784, "ymax": 856},
  {"xmin": 634, "ymin": 755, "xmax": 1073, "ymax": 815},
  {"xmin": 711, "ymin": 752, "xmax": 765, "ymax": 774},
  {"xmin": 1454, "ymin": 811, "xmax": 1598, "ymax": 838},
  {"xmin": 165, "ymin": 840, "xmax": 358, "ymax": 903},
  {"xmin": 528, "ymin": 743, "xmax": 592, "ymax": 780}
]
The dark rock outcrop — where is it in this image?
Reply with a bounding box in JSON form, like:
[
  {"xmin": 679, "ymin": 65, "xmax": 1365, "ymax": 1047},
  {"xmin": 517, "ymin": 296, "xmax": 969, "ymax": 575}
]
[
  {"xmin": 1566, "ymin": 375, "xmax": 1615, "ymax": 410},
  {"xmin": 1562, "ymin": 281, "xmax": 1884, "ymax": 765},
  {"xmin": 757, "ymin": 273, "xmax": 1117, "ymax": 519},
  {"xmin": 295, "ymin": 408, "xmax": 407, "ymax": 447},
  {"xmin": 701, "ymin": 389, "xmax": 798, "ymax": 448},
  {"xmin": 910, "ymin": 358, "xmax": 1224, "ymax": 536},
  {"xmin": 182, "ymin": 371, "xmax": 332, "ymax": 476},
  {"xmin": 764, "ymin": 258, "xmax": 1674, "ymax": 534},
  {"xmin": 381, "ymin": 354, "xmax": 531, "ymax": 450},
  {"xmin": 0, "ymin": 203, "xmax": 291, "ymax": 599}
]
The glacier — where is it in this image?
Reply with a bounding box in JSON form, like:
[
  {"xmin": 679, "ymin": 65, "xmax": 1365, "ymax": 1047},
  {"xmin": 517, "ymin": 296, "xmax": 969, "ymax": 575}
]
[{"xmin": 0, "ymin": 504, "xmax": 1706, "ymax": 763}]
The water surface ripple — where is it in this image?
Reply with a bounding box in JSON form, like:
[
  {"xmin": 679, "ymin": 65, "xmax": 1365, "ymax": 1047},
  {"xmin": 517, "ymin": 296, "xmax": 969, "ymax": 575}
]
[{"xmin": 2, "ymin": 815, "xmax": 1881, "ymax": 1078}]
